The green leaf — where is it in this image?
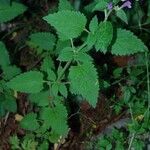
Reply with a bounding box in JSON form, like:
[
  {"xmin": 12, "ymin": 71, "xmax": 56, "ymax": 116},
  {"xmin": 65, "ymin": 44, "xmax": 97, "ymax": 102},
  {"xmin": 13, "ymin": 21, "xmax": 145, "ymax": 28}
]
[
  {"xmin": 4, "ymin": 95, "xmax": 17, "ymax": 113},
  {"xmin": 43, "ymin": 10, "xmax": 87, "ymax": 40},
  {"xmin": 51, "ymin": 83, "xmax": 59, "ymax": 96},
  {"xmin": 0, "ymin": 2, "xmax": 27, "ymax": 23},
  {"xmin": 28, "ymin": 91, "xmax": 50, "ymax": 107},
  {"xmin": 92, "ymin": 1, "xmax": 108, "ymax": 11},
  {"xmin": 6, "ymin": 71, "xmax": 44, "ymax": 93},
  {"xmin": 20, "ymin": 113, "xmax": 39, "ymax": 131},
  {"xmin": 74, "ymin": 52, "xmax": 93, "ymax": 63},
  {"xmin": 58, "ymin": 0, "xmax": 74, "ymax": 11},
  {"xmin": 116, "ymin": 9, "xmax": 128, "ymax": 24},
  {"xmin": 58, "ymin": 46, "xmax": 93, "ymax": 63},
  {"xmin": 69, "ymin": 63, "xmax": 99, "ymax": 107},
  {"xmin": 38, "ymin": 141, "xmax": 49, "ymax": 150},
  {"xmin": 9, "ymin": 136, "xmax": 20, "ymax": 150},
  {"xmin": 49, "ymin": 131, "xmax": 60, "ymax": 143},
  {"xmin": 111, "ymin": 29, "xmax": 147, "ymax": 55},
  {"xmin": 41, "ymin": 56, "xmax": 55, "ymax": 71},
  {"xmin": 55, "ymin": 40, "xmax": 70, "ymax": 55},
  {"xmin": 40, "ymin": 103, "xmax": 68, "ymax": 135},
  {"xmin": 86, "ymin": 33, "xmax": 97, "ymax": 49},
  {"xmin": 113, "ymin": 68, "xmax": 123, "ymax": 78},
  {"xmin": 0, "ymin": 41, "xmax": 10, "ymax": 70},
  {"xmin": 89, "ymin": 16, "xmax": 98, "ymax": 33},
  {"xmin": 95, "ymin": 21, "xmax": 113, "ymax": 53},
  {"xmin": 3, "ymin": 65, "xmax": 21, "ymax": 80},
  {"xmin": 59, "ymin": 84, "xmax": 68, "ymax": 98},
  {"xmin": 28, "ymin": 32, "xmax": 56, "ymax": 53},
  {"xmin": 47, "ymin": 69, "xmax": 56, "ymax": 81},
  {"xmin": 58, "ymin": 47, "xmax": 74, "ymax": 62}
]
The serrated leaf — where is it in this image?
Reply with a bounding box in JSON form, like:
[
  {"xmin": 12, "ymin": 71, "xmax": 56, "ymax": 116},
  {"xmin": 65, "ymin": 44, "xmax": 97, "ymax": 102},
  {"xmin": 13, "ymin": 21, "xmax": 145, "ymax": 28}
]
[
  {"xmin": 28, "ymin": 32, "xmax": 56, "ymax": 53},
  {"xmin": 28, "ymin": 91, "xmax": 50, "ymax": 107},
  {"xmin": 0, "ymin": 41, "xmax": 10, "ymax": 70},
  {"xmin": 112, "ymin": 29, "xmax": 147, "ymax": 55},
  {"xmin": 89, "ymin": 16, "xmax": 98, "ymax": 33},
  {"xmin": 47, "ymin": 69, "xmax": 56, "ymax": 81},
  {"xmin": 43, "ymin": 10, "xmax": 87, "ymax": 40},
  {"xmin": 58, "ymin": 47, "xmax": 74, "ymax": 62},
  {"xmin": 86, "ymin": 33, "xmax": 97, "ymax": 49},
  {"xmin": 40, "ymin": 103, "xmax": 68, "ymax": 135},
  {"xmin": 0, "ymin": 2, "xmax": 27, "ymax": 23},
  {"xmin": 74, "ymin": 52, "xmax": 93, "ymax": 63},
  {"xmin": 69, "ymin": 63, "xmax": 99, "ymax": 107},
  {"xmin": 55, "ymin": 40, "xmax": 70, "ymax": 55},
  {"xmin": 20, "ymin": 113, "xmax": 39, "ymax": 131},
  {"xmin": 92, "ymin": 1, "xmax": 108, "ymax": 11},
  {"xmin": 116, "ymin": 9, "xmax": 128, "ymax": 24},
  {"xmin": 95, "ymin": 21, "xmax": 113, "ymax": 53},
  {"xmin": 6, "ymin": 71, "xmax": 44, "ymax": 93},
  {"xmin": 58, "ymin": 0, "xmax": 74, "ymax": 11},
  {"xmin": 59, "ymin": 84, "xmax": 68, "ymax": 98},
  {"xmin": 51, "ymin": 83, "xmax": 59, "ymax": 96},
  {"xmin": 41, "ymin": 56, "xmax": 55, "ymax": 71}
]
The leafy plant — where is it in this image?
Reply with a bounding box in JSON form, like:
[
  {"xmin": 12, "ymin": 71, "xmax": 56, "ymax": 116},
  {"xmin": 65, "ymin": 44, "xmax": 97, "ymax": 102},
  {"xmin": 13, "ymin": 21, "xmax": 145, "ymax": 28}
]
[{"xmin": 0, "ymin": 0, "xmax": 149, "ymax": 149}]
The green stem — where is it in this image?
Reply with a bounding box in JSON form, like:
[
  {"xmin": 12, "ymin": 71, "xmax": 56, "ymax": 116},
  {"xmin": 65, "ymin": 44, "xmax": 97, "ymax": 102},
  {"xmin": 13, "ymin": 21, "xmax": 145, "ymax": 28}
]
[
  {"xmin": 128, "ymin": 133, "xmax": 135, "ymax": 150},
  {"xmin": 57, "ymin": 39, "xmax": 75, "ymax": 81},
  {"xmin": 57, "ymin": 60, "xmax": 72, "ymax": 81},
  {"xmin": 84, "ymin": 28, "xmax": 90, "ymax": 34},
  {"xmin": 77, "ymin": 42, "xmax": 87, "ymax": 52},
  {"xmin": 104, "ymin": 9, "xmax": 112, "ymax": 21}
]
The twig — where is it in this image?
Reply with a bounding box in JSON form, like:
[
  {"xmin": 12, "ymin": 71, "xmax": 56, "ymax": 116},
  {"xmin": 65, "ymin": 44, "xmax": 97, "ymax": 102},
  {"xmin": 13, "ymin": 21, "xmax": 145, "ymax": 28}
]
[{"xmin": 128, "ymin": 133, "xmax": 135, "ymax": 150}]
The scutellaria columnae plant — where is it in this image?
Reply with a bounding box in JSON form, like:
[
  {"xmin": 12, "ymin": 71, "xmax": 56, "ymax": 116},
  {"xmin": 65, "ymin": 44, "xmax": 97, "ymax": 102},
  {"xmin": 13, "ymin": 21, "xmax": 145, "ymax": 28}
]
[{"xmin": 0, "ymin": 0, "xmax": 149, "ymax": 148}]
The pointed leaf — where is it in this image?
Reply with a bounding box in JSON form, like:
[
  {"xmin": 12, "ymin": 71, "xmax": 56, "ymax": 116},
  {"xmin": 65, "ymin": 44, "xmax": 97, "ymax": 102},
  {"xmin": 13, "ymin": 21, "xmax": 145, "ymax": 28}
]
[
  {"xmin": 58, "ymin": 47, "xmax": 74, "ymax": 62},
  {"xmin": 95, "ymin": 21, "xmax": 113, "ymax": 53},
  {"xmin": 40, "ymin": 103, "xmax": 68, "ymax": 135},
  {"xmin": 0, "ymin": 41, "xmax": 10, "ymax": 69},
  {"xmin": 29, "ymin": 91, "xmax": 50, "ymax": 107},
  {"xmin": 51, "ymin": 83, "xmax": 59, "ymax": 96},
  {"xmin": 69, "ymin": 63, "xmax": 99, "ymax": 107},
  {"xmin": 6, "ymin": 71, "xmax": 44, "ymax": 93},
  {"xmin": 112, "ymin": 29, "xmax": 147, "ymax": 55},
  {"xmin": 89, "ymin": 16, "xmax": 98, "ymax": 33},
  {"xmin": 20, "ymin": 113, "xmax": 39, "ymax": 131},
  {"xmin": 0, "ymin": 2, "xmax": 27, "ymax": 23},
  {"xmin": 43, "ymin": 10, "xmax": 87, "ymax": 40},
  {"xmin": 116, "ymin": 9, "xmax": 128, "ymax": 24},
  {"xmin": 59, "ymin": 84, "xmax": 68, "ymax": 98},
  {"xmin": 28, "ymin": 32, "xmax": 56, "ymax": 53},
  {"xmin": 58, "ymin": 0, "xmax": 74, "ymax": 11}
]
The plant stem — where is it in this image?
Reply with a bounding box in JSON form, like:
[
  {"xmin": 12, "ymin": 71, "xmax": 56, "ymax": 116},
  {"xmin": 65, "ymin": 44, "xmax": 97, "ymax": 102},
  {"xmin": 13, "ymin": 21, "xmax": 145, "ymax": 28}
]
[
  {"xmin": 57, "ymin": 39, "xmax": 75, "ymax": 81},
  {"xmin": 84, "ymin": 28, "xmax": 90, "ymax": 34},
  {"xmin": 104, "ymin": 9, "xmax": 112, "ymax": 21},
  {"xmin": 57, "ymin": 60, "xmax": 72, "ymax": 81},
  {"xmin": 128, "ymin": 104, "xmax": 135, "ymax": 150},
  {"xmin": 77, "ymin": 42, "xmax": 87, "ymax": 52},
  {"xmin": 128, "ymin": 133, "xmax": 135, "ymax": 150},
  {"xmin": 70, "ymin": 38, "xmax": 75, "ymax": 49}
]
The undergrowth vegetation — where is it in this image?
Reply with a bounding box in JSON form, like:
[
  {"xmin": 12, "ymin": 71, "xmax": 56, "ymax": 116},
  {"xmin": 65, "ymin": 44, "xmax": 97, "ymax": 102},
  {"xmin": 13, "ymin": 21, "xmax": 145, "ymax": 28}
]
[{"xmin": 0, "ymin": 0, "xmax": 150, "ymax": 149}]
